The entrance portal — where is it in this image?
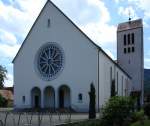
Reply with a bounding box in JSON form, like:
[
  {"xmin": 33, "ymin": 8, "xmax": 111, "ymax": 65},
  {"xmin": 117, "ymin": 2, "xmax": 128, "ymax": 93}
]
[
  {"xmin": 58, "ymin": 85, "xmax": 70, "ymax": 108},
  {"xmin": 44, "ymin": 86, "xmax": 55, "ymax": 108},
  {"xmin": 31, "ymin": 87, "xmax": 41, "ymax": 108}
]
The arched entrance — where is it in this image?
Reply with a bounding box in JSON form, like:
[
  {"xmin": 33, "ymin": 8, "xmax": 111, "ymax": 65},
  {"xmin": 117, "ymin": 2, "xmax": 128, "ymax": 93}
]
[
  {"xmin": 44, "ymin": 86, "xmax": 55, "ymax": 108},
  {"xmin": 31, "ymin": 87, "xmax": 41, "ymax": 108},
  {"xmin": 58, "ymin": 85, "xmax": 70, "ymax": 108}
]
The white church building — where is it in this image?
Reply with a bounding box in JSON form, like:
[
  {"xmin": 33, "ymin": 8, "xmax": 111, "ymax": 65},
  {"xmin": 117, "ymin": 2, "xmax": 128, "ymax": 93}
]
[{"xmin": 13, "ymin": 0, "xmax": 143, "ymax": 112}]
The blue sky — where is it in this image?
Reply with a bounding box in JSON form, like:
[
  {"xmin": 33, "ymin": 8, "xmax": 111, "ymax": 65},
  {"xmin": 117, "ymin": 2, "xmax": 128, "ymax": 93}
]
[{"xmin": 0, "ymin": 0, "xmax": 150, "ymax": 87}]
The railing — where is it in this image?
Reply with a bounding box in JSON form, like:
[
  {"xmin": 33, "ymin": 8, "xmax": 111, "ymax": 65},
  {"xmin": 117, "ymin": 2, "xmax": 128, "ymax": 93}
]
[{"xmin": 0, "ymin": 108, "xmax": 85, "ymax": 126}]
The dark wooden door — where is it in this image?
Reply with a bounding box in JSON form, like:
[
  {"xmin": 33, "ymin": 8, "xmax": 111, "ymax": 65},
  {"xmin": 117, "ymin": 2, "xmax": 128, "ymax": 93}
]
[
  {"xmin": 59, "ymin": 89, "xmax": 64, "ymax": 108},
  {"xmin": 35, "ymin": 95, "xmax": 39, "ymax": 108}
]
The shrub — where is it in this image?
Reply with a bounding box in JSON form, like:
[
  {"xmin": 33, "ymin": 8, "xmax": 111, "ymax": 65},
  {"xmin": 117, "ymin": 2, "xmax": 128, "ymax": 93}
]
[
  {"xmin": 101, "ymin": 96, "xmax": 135, "ymax": 126},
  {"xmin": 144, "ymin": 103, "xmax": 150, "ymax": 119},
  {"xmin": 131, "ymin": 109, "xmax": 144, "ymax": 122}
]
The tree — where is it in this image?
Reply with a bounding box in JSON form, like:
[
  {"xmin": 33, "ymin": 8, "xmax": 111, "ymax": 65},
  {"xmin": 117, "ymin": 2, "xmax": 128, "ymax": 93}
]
[
  {"xmin": 111, "ymin": 79, "xmax": 116, "ymax": 97},
  {"xmin": 0, "ymin": 94, "xmax": 8, "ymax": 107},
  {"xmin": 0, "ymin": 65, "xmax": 7, "ymax": 89},
  {"xmin": 89, "ymin": 82, "xmax": 96, "ymax": 119}
]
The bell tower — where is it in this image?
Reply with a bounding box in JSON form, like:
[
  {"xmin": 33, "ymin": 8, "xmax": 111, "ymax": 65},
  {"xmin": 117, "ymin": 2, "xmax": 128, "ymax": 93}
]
[{"xmin": 117, "ymin": 19, "xmax": 144, "ymax": 104}]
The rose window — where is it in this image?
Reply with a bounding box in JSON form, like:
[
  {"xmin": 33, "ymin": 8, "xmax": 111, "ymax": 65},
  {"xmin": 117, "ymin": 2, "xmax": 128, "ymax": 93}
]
[{"xmin": 37, "ymin": 43, "xmax": 64, "ymax": 80}]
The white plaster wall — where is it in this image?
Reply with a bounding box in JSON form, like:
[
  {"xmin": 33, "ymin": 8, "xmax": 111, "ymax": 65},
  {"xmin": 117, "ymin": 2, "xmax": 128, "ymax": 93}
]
[
  {"xmin": 98, "ymin": 51, "xmax": 131, "ymax": 108},
  {"xmin": 99, "ymin": 51, "xmax": 114, "ymax": 107},
  {"xmin": 14, "ymin": 1, "xmax": 98, "ymax": 112},
  {"xmin": 115, "ymin": 67, "xmax": 131, "ymax": 97}
]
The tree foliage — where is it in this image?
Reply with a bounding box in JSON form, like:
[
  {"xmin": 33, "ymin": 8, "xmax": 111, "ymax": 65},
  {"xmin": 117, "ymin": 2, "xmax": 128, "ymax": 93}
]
[
  {"xmin": 0, "ymin": 94, "xmax": 8, "ymax": 107},
  {"xmin": 89, "ymin": 82, "xmax": 96, "ymax": 119},
  {"xmin": 0, "ymin": 65, "xmax": 7, "ymax": 89},
  {"xmin": 144, "ymin": 103, "xmax": 150, "ymax": 119},
  {"xmin": 101, "ymin": 96, "xmax": 135, "ymax": 126}
]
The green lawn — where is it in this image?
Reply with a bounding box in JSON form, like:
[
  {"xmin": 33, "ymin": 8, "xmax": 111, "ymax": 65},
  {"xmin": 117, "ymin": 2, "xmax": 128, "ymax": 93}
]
[{"xmin": 130, "ymin": 120, "xmax": 150, "ymax": 126}]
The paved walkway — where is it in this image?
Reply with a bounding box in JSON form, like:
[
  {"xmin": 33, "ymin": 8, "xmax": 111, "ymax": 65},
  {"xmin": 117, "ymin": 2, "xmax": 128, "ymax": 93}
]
[{"xmin": 0, "ymin": 112, "xmax": 100, "ymax": 126}]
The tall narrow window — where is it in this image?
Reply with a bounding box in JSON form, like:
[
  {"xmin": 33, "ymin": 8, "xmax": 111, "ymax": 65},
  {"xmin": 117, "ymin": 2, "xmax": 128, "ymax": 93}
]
[
  {"xmin": 22, "ymin": 96, "xmax": 25, "ymax": 104},
  {"xmin": 47, "ymin": 19, "xmax": 50, "ymax": 27},
  {"xmin": 110, "ymin": 67, "xmax": 112, "ymax": 88},
  {"xmin": 117, "ymin": 72, "xmax": 118, "ymax": 95},
  {"xmin": 128, "ymin": 34, "xmax": 130, "ymax": 45},
  {"xmin": 124, "ymin": 35, "xmax": 126, "ymax": 45},
  {"xmin": 125, "ymin": 79, "xmax": 128, "ymax": 96},
  {"xmin": 128, "ymin": 59, "xmax": 130, "ymax": 64},
  {"xmin": 122, "ymin": 76, "xmax": 123, "ymax": 96},
  {"xmin": 132, "ymin": 33, "xmax": 134, "ymax": 44}
]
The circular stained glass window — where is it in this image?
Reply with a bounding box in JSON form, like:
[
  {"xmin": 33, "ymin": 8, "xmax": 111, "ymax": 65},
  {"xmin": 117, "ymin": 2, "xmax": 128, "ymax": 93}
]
[{"xmin": 37, "ymin": 42, "xmax": 64, "ymax": 80}]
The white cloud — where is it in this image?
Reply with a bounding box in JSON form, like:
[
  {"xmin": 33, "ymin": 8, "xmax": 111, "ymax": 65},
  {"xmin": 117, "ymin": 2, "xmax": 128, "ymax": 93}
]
[
  {"xmin": 144, "ymin": 58, "xmax": 150, "ymax": 69},
  {"xmin": 105, "ymin": 49, "xmax": 115, "ymax": 59},
  {"xmin": 0, "ymin": 43, "xmax": 20, "ymax": 58},
  {"xmin": 79, "ymin": 0, "xmax": 117, "ymax": 47},
  {"xmin": 128, "ymin": 0, "xmax": 150, "ymax": 21},
  {"xmin": 118, "ymin": 6, "xmax": 138, "ymax": 19},
  {"xmin": 4, "ymin": 73, "xmax": 13, "ymax": 87},
  {"xmin": 80, "ymin": 22, "xmax": 116, "ymax": 46},
  {"xmin": 87, "ymin": 0, "xmax": 110, "ymax": 23},
  {"xmin": 114, "ymin": 0, "xmax": 125, "ymax": 3},
  {"xmin": 0, "ymin": 0, "xmax": 46, "ymax": 38},
  {"xmin": 0, "ymin": 29, "xmax": 17, "ymax": 45}
]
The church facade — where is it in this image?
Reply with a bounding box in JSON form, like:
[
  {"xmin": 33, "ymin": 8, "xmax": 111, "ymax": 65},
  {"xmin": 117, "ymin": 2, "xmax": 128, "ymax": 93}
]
[{"xmin": 13, "ymin": 0, "xmax": 143, "ymax": 112}]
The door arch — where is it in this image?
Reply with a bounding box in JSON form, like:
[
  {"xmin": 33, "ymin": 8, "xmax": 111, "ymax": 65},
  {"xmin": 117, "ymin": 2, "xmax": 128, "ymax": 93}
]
[
  {"xmin": 44, "ymin": 86, "xmax": 55, "ymax": 108},
  {"xmin": 58, "ymin": 85, "xmax": 71, "ymax": 108},
  {"xmin": 31, "ymin": 87, "xmax": 41, "ymax": 108}
]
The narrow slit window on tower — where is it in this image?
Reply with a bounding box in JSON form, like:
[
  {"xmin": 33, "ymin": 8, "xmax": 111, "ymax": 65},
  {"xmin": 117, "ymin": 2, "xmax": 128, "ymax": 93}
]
[
  {"xmin": 128, "ymin": 34, "xmax": 130, "ymax": 45},
  {"xmin": 124, "ymin": 35, "xmax": 126, "ymax": 45},
  {"xmin": 47, "ymin": 18, "xmax": 50, "ymax": 27},
  {"xmin": 132, "ymin": 47, "xmax": 134, "ymax": 52},
  {"xmin": 132, "ymin": 33, "xmax": 134, "ymax": 44},
  {"xmin": 128, "ymin": 47, "xmax": 130, "ymax": 53},
  {"xmin": 124, "ymin": 48, "xmax": 126, "ymax": 54}
]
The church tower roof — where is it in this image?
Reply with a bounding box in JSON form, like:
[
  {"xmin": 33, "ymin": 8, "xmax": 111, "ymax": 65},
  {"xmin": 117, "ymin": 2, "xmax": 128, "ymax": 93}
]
[{"xmin": 117, "ymin": 19, "xmax": 143, "ymax": 32}]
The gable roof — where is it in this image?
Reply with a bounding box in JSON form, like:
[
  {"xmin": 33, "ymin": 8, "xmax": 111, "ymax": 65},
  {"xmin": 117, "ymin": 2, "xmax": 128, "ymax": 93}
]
[{"xmin": 12, "ymin": 0, "xmax": 131, "ymax": 78}]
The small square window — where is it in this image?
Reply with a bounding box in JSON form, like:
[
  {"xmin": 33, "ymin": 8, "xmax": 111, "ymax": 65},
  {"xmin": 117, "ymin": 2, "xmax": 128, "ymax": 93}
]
[
  {"xmin": 78, "ymin": 93, "xmax": 83, "ymax": 102},
  {"xmin": 124, "ymin": 48, "xmax": 126, "ymax": 54},
  {"xmin": 132, "ymin": 47, "xmax": 134, "ymax": 52}
]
